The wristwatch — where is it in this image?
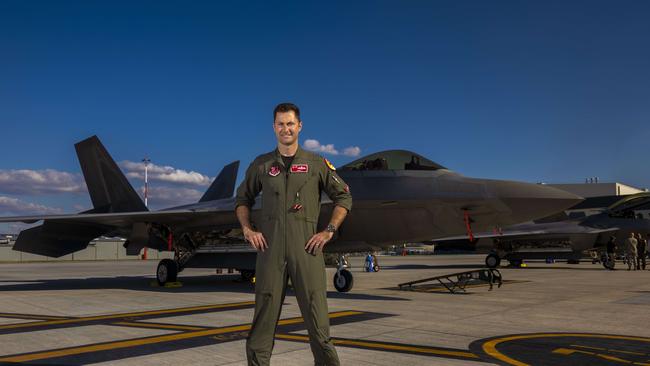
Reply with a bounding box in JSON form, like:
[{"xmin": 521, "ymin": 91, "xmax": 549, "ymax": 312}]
[{"xmin": 325, "ymin": 224, "xmax": 337, "ymax": 233}]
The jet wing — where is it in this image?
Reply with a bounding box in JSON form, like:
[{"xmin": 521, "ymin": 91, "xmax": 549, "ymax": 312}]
[
  {"xmin": 0, "ymin": 207, "xmax": 238, "ymax": 228},
  {"xmin": 1, "ymin": 201, "xmax": 242, "ymax": 258},
  {"xmin": 433, "ymin": 221, "xmax": 619, "ymax": 242}
]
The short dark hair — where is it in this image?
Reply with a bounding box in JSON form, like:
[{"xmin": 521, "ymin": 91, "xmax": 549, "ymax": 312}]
[{"xmin": 274, "ymin": 102, "xmax": 301, "ymax": 121}]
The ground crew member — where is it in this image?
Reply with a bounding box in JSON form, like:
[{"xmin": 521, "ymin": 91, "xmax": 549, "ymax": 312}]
[
  {"xmin": 636, "ymin": 233, "xmax": 646, "ymax": 270},
  {"xmin": 605, "ymin": 236, "xmax": 617, "ymax": 270},
  {"xmin": 624, "ymin": 232, "xmax": 638, "ymax": 271},
  {"xmin": 235, "ymin": 102, "xmax": 352, "ymax": 366}
]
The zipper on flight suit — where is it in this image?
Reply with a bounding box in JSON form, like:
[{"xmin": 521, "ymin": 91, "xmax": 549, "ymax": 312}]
[{"xmin": 284, "ymin": 163, "xmax": 289, "ymax": 262}]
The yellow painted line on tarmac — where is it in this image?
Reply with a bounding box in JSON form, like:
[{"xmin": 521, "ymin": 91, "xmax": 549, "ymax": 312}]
[
  {"xmin": 275, "ymin": 334, "xmax": 479, "ymax": 359},
  {"xmin": 0, "ymin": 311, "xmax": 362, "ymax": 363},
  {"xmin": 0, "ymin": 301, "xmax": 255, "ymax": 330},
  {"xmin": 482, "ymin": 333, "xmax": 650, "ymax": 366},
  {"xmin": 0, "ymin": 314, "xmax": 71, "ymax": 321},
  {"xmin": 112, "ymin": 322, "xmax": 208, "ymax": 331}
]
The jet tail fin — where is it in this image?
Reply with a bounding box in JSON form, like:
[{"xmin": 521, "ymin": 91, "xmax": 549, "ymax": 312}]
[
  {"xmin": 199, "ymin": 161, "xmax": 240, "ymax": 202},
  {"xmin": 75, "ymin": 136, "xmax": 147, "ymax": 212}
]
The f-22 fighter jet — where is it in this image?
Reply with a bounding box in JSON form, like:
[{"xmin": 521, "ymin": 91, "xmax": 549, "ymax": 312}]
[{"xmin": 0, "ymin": 136, "xmax": 582, "ymax": 292}]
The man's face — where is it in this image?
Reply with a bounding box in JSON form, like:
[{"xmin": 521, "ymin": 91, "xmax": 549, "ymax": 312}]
[{"xmin": 274, "ymin": 111, "xmax": 302, "ymax": 147}]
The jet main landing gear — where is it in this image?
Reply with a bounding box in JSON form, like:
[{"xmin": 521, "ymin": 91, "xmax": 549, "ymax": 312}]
[
  {"xmin": 485, "ymin": 253, "xmax": 501, "ymax": 268},
  {"xmin": 156, "ymin": 259, "xmax": 178, "ymax": 286},
  {"xmin": 156, "ymin": 236, "xmax": 196, "ymax": 286}
]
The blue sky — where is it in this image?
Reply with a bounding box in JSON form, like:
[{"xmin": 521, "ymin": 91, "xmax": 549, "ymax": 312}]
[{"xmin": 1, "ymin": 1, "xmax": 649, "ymax": 231}]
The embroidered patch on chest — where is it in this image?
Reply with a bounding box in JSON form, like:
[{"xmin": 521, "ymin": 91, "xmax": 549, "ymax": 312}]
[
  {"xmin": 290, "ymin": 164, "xmax": 309, "ymax": 173},
  {"xmin": 268, "ymin": 165, "xmax": 281, "ymax": 177}
]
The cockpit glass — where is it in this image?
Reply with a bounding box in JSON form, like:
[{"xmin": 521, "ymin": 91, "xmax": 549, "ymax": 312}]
[
  {"xmin": 340, "ymin": 150, "xmax": 446, "ymax": 171},
  {"xmin": 607, "ymin": 193, "xmax": 650, "ymax": 218}
]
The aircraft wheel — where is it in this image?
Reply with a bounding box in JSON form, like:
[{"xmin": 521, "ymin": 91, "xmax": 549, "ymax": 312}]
[
  {"xmin": 157, "ymin": 259, "xmax": 178, "ymax": 286},
  {"xmin": 485, "ymin": 253, "xmax": 501, "ymax": 268},
  {"xmin": 241, "ymin": 270, "xmax": 255, "ymax": 282},
  {"xmin": 373, "ymin": 265, "xmax": 380, "ymax": 272},
  {"xmin": 333, "ymin": 269, "xmax": 354, "ymax": 292}
]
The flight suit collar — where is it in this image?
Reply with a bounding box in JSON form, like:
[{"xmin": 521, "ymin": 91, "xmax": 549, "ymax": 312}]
[{"xmin": 274, "ymin": 145, "xmax": 307, "ymax": 167}]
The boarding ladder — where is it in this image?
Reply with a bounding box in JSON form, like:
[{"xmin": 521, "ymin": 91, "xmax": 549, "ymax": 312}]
[{"xmin": 398, "ymin": 268, "xmax": 503, "ymax": 294}]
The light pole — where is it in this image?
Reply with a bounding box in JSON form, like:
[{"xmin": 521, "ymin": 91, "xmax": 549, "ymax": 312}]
[{"xmin": 142, "ymin": 157, "xmax": 151, "ymax": 207}]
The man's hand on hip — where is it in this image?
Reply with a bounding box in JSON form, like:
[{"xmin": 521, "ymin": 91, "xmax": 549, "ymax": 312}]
[
  {"xmin": 243, "ymin": 227, "xmax": 268, "ymax": 252},
  {"xmin": 305, "ymin": 231, "xmax": 334, "ymax": 255}
]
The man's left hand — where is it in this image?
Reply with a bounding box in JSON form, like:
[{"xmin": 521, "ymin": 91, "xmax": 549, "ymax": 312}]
[{"xmin": 305, "ymin": 230, "xmax": 334, "ymax": 254}]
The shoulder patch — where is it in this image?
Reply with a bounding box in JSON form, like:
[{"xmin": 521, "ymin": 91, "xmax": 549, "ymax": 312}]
[{"xmin": 324, "ymin": 158, "xmax": 336, "ymax": 171}]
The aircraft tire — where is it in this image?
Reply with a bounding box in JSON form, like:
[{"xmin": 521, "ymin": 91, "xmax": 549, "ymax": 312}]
[
  {"xmin": 485, "ymin": 253, "xmax": 501, "ymax": 268},
  {"xmin": 157, "ymin": 259, "xmax": 178, "ymax": 286},
  {"xmin": 333, "ymin": 269, "xmax": 354, "ymax": 292}
]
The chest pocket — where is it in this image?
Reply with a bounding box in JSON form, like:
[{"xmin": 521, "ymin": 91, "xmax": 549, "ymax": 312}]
[{"xmin": 289, "ymin": 169, "xmax": 320, "ymax": 222}]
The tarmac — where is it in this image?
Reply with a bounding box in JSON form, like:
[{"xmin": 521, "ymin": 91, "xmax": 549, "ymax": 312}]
[{"xmin": 0, "ymin": 254, "xmax": 649, "ymax": 365}]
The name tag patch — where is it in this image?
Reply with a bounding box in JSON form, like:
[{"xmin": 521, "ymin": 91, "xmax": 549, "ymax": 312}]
[{"xmin": 290, "ymin": 164, "xmax": 309, "ymax": 173}]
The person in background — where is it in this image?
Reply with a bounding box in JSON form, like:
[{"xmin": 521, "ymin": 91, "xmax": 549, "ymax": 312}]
[
  {"xmin": 625, "ymin": 232, "xmax": 638, "ymax": 271},
  {"xmin": 636, "ymin": 233, "xmax": 647, "ymax": 270},
  {"xmin": 605, "ymin": 235, "xmax": 617, "ymax": 270}
]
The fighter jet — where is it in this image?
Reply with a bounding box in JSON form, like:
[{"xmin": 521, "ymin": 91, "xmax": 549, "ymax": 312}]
[
  {"xmin": 0, "ymin": 136, "xmax": 582, "ymax": 291},
  {"xmin": 433, "ymin": 193, "xmax": 650, "ymax": 269}
]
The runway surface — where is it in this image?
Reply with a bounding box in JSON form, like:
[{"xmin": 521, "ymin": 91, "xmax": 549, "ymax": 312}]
[{"xmin": 0, "ymin": 254, "xmax": 649, "ymax": 365}]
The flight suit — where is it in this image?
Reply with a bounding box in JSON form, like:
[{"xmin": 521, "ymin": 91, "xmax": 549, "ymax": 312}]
[
  {"xmin": 625, "ymin": 237, "xmax": 638, "ymax": 271},
  {"xmin": 235, "ymin": 147, "xmax": 352, "ymax": 366}
]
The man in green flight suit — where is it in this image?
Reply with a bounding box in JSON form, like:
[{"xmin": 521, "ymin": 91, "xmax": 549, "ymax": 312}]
[{"xmin": 235, "ymin": 102, "xmax": 352, "ymax": 366}]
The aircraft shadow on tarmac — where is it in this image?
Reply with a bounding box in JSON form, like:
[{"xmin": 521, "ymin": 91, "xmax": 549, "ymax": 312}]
[
  {"xmin": 501, "ymin": 264, "xmax": 609, "ymax": 271},
  {"xmin": 381, "ymin": 263, "xmax": 485, "ymax": 270},
  {"xmin": 0, "ymin": 275, "xmax": 408, "ymax": 301},
  {"xmin": 384, "ymin": 262, "xmax": 610, "ymax": 271}
]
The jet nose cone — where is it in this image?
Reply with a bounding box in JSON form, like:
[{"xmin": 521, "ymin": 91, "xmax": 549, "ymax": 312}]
[{"xmin": 490, "ymin": 181, "xmax": 583, "ymax": 223}]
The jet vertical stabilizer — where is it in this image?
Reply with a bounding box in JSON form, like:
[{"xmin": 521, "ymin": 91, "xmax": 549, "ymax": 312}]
[
  {"xmin": 199, "ymin": 161, "xmax": 240, "ymax": 202},
  {"xmin": 75, "ymin": 135, "xmax": 147, "ymax": 213}
]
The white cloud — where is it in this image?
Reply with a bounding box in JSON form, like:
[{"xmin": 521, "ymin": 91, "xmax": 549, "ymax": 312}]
[
  {"xmin": 0, "ymin": 196, "xmax": 63, "ymax": 215},
  {"xmin": 342, "ymin": 146, "xmax": 362, "ymax": 157},
  {"xmin": 120, "ymin": 161, "xmax": 212, "ymax": 187},
  {"xmin": 303, "ymin": 139, "xmax": 361, "ymax": 157},
  {"xmin": 0, "ymin": 169, "xmax": 86, "ymax": 195},
  {"xmin": 141, "ymin": 186, "xmax": 203, "ymax": 208}
]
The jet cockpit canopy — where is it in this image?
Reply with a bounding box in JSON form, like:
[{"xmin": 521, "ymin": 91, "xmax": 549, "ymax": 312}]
[
  {"xmin": 607, "ymin": 192, "xmax": 650, "ymax": 219},
  {"xmin": 340, "ymin": 150, "xmax": 446, "ymax": 171}
]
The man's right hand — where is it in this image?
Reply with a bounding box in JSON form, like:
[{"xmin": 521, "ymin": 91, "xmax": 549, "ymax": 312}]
[{"xmin": 243, "ymin": 227, "xmax": 268, "ymax": 252}]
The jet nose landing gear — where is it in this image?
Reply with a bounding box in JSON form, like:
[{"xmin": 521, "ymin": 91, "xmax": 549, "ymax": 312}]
[
  {"xmin": 333, "ymin": 254, "xmax": 354, "ymax": 292},
  {"xmin": 334, "ymin": 269, "xmax": 353, "ymax": 292}
]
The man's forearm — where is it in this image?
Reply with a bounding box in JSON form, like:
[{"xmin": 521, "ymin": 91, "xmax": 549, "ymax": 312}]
[
  {"xmin": 328, "ymin": 205, "xmax": 348, "ymax": 230},
  {"xmin": 236, "ymin": 205, "xmax": 253, "ymax": 231}
]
